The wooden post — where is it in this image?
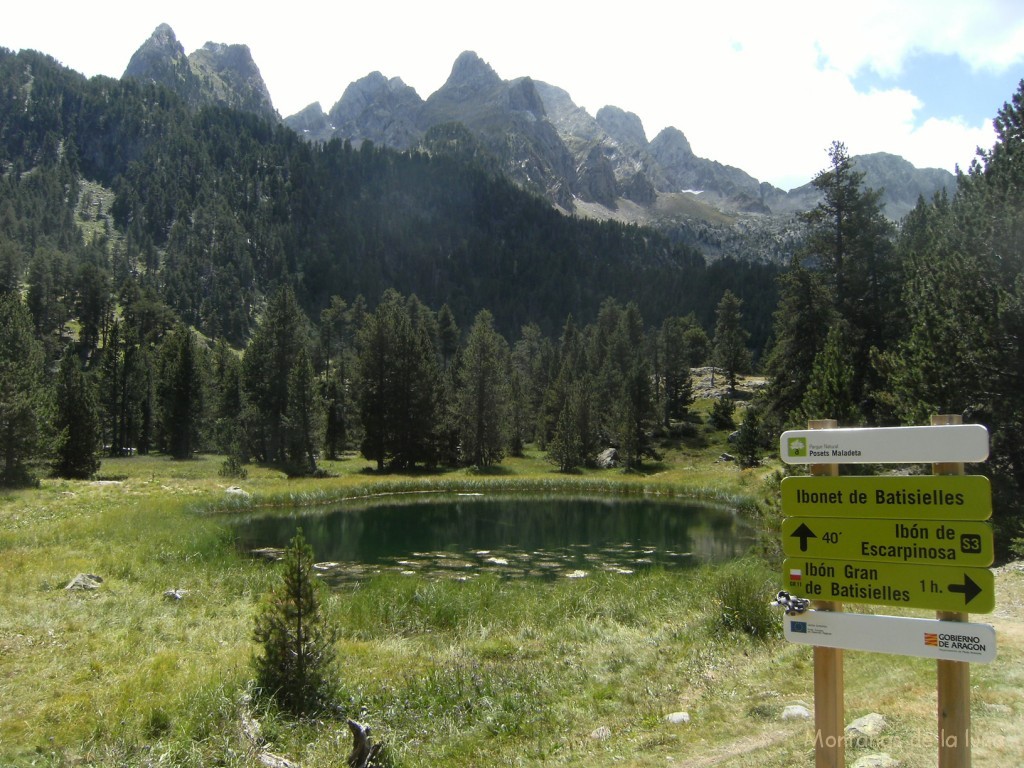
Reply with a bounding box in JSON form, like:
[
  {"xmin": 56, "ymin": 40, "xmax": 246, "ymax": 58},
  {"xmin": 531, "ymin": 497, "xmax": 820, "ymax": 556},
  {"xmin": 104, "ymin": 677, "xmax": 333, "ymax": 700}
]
[
  {"xmin": 932, "ymin": 414, "xmax": 971, "ymax": 768},
  {"xmin": 809, "ymin": 418, "xmax": 844, "ymax": 768}
]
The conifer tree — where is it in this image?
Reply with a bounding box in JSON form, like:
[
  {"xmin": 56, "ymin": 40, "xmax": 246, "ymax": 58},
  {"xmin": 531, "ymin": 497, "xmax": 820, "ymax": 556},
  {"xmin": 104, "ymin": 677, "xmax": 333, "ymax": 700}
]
[
  {"xmin": 734, "ymin": 406, "xmax": 763, "ymax": 469},
  {"xmin": 241, "ymin": 287, "xmax": 310, "ymax": 464},
  {"xmin": 156, "ymin": 324, "xmax": 204, "ymax": 459},
  {"xmin": 800, "ymin": 141, "xmax": 897, "ymax": 417},
  {"xmin": 355, "ymin": 290, "xmax": 439, "ymax": 470},
  {"xmin": 617, "ymin": 355, "xmax": 655, "ymax": 469},
  {"xmin": 712, "ymin": 290, "xmax": 750, "ymax": 392},
  {"xmin": 802, "ymin": 321, "xmax": 859, "ymax": 424},
  {"xmin": 284, "ymin": 347, "xmax": 323, "ymax": 476},
  {"xmin": 456, "ymin": 310, "xmax": 509, "ymax": 467},
  {"xmin": 548, "ymin": 378, "xmax": 594, "ymax": 472},
  {"xmin": 437, "ymin": 303, "xmax": 460, "ymax": 370},
  {"xmin": 761, "ymin": 264, "xmax": 833, "ymax": 426},
  {"xmin": 52, "ymin": 348, "xmax": 101, "ymax": 479},
  {"xmin": 0, "ymin": 295, "xmax": 46, "ymax": 486},
  {"xmin": 252, "ymin": 529, "xmax": 336, "ymax": 716},
  {"xmin": 207, "ymin": 339, "xmax": 243, "ymax": 456},
  {"xmin": 658, "ymin": 316, "xmax": 696, "ymax": 426}
]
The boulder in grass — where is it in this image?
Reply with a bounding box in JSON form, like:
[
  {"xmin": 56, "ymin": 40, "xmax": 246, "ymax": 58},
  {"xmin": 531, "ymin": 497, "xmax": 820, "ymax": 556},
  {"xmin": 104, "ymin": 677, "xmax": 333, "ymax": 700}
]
[
  {"xmin": 596, "ymin": 448, "xmax": 619, "ymax": 469},
  {"xmin": 65, "ymin": 574, "xmax": 103, "ymax": 591},
  {"xmin": 782, "ymin": 704, "xmax": 812, "ymax": 720},
  {"xmin": 845, "ymin": 713, "xmax": 887, "ymax": 746}
]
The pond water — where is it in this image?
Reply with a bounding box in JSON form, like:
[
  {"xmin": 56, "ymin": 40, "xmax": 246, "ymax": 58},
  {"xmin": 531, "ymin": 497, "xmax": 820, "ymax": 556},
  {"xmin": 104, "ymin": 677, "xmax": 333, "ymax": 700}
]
[{"xmin": 232, "ymin": 493, "xmax": 756, "ymax": 583}]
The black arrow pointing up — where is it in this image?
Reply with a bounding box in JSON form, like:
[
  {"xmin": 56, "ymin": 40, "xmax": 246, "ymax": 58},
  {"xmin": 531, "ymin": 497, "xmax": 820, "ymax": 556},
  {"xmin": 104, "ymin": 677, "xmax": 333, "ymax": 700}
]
[
  {"xmin": 791, "ymin": 523, "xmax": 817, "ymax": 552},
  {"xmin": 948, "ymin": 574, "xmax": 983, "ymax": 605}
]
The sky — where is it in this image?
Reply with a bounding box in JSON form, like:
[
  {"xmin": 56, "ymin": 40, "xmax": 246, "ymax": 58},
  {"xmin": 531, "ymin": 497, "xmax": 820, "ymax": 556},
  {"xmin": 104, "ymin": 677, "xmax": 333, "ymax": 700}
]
[{"xmin": 4, "ymin": 1, "xmax": 1023, "ymax": 191}]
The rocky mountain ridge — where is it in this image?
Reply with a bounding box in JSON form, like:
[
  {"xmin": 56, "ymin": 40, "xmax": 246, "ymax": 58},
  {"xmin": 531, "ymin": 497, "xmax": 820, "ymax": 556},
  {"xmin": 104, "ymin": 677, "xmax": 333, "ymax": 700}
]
[
  {"xmin": 121, "ymin": 28, "xmax": 956, "ymax": 233},
  {"xmin": 283, "ymin": 51, "xmax": 958, "ymax": 223},
  {"xmin": 123, "ymin": 24, "xmax": 278, "ymax": 122}
]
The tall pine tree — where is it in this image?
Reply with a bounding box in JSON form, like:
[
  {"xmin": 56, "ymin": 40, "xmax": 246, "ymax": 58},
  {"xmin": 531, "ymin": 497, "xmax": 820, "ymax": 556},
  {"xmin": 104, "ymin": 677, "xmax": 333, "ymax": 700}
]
[
  {"xmin": 455, "ymin": 310, "xmax": 509, "ymax": 468},
  {"xmin": 52, "ymin": 347, "xmax": 101, "ymax": 479},
  {"xmin": 0, "ymin": 295, "xmax": 46, "ymax": 486},
  {"xmin": 156, "ymin": 324, "xmax": 204, "ymax": 460}
]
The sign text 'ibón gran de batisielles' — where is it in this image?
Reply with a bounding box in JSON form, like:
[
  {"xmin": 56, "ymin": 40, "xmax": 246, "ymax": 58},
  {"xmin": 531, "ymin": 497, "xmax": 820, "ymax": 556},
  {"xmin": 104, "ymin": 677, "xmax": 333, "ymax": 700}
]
[{"xmin": 783, "ymin": 557, "xmax": 995, "ymax": 613}]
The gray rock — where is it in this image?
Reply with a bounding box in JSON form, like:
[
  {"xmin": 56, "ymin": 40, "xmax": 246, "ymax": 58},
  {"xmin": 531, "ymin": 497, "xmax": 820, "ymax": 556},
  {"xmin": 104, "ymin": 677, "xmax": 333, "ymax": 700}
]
[
  {"xmin": 781, "ymin": 704, "xmax": 812, "ymax": 720},
  {"xmin": 65, "ymin": 573, "xmax": 103, "ymax": 591},
  {"xmin": 596, "ymin": 447, "xmax": 619, "ymax": 469},
  {"xmin": 845, "ymin": 713, "xmax": 887, "ymax": 746}
]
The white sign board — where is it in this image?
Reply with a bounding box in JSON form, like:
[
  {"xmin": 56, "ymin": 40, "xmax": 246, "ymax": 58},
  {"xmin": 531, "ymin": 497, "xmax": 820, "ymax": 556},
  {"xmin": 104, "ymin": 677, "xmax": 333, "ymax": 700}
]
[
  {"xmin": 784, "ymin": 610, "xmax": 996, "ymax": 663},
  {"xmin": 780, "ymin": 425, "xmax": 990, "ymax": 465}
]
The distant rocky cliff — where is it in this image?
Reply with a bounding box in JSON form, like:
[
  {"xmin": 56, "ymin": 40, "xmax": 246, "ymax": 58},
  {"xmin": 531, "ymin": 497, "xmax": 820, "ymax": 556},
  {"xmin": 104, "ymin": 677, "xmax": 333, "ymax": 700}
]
[
  {"xmin": 282, "ymin": 50, "xmax": 955, "ymax": 223},
  {"xmin": 123, "ymin": 23, "xmax": 278, "ymax": 122}
]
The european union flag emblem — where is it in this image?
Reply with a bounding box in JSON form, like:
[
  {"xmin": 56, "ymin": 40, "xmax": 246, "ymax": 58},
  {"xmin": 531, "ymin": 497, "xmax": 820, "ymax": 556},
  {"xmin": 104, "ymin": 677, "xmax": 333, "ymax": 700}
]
[{"xmin": 790, "ymin": 621, "xmax": 808, "ymax": 633}]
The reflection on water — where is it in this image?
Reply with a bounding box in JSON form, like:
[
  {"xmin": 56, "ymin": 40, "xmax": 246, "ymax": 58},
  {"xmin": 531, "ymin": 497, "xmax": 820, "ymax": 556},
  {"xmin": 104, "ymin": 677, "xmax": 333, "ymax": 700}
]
[{"xmin": 232, "ymin": 493, "xmax": 754, "ymax": 583}]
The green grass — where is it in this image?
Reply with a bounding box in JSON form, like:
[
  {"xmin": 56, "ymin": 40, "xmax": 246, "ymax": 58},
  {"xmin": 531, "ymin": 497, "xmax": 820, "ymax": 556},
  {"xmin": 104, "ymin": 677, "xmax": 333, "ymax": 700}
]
[{"xmin": 1, "ymin": 432, "xmax": 1022, "ymax": 767}]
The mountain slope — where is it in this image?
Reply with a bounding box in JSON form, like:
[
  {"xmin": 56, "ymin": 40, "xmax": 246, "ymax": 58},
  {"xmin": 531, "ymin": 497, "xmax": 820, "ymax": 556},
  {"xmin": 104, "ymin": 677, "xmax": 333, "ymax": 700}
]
[{"xmin": 0, "ymin": 45, "xmax": 781, "ymax": 349}]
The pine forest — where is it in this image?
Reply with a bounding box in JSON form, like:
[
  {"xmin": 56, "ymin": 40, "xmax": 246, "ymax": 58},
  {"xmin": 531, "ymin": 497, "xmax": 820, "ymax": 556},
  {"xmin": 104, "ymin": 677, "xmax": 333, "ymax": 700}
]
[{"xmin": 2, "ymin": 47, "xmax": 1024, "ymax": 558}]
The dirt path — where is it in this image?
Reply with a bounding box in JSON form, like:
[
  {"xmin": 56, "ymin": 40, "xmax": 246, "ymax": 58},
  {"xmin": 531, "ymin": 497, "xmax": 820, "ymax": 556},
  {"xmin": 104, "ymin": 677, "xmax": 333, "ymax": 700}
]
[{"xmin": 673, "ymin": 731, "xmax": 794, "ymax": 767}]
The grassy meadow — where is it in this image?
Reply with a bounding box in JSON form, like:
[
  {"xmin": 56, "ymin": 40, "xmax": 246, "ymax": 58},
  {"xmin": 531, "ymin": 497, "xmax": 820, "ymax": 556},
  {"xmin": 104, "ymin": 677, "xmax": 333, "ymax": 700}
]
[{"xmin": 2, "ymin": 405, "xmax": 1023, "ymax": 767}]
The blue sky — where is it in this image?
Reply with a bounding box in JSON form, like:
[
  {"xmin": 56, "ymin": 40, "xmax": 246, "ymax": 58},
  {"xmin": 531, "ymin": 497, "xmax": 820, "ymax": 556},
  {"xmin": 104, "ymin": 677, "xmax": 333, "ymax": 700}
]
[
  {"xmin": 854, "ymin": 52, "xmax": 1022, "ymax": 127},
  {"xmin": 3, "ymin": 1, "xmax": 1023, "ymax": 190}
]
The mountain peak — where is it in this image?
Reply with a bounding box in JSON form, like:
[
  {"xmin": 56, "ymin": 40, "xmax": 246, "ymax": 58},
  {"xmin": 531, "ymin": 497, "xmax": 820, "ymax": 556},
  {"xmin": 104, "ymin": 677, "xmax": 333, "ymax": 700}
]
[
  {"xmin": 188, "ymin": 40, "xmax": 277, "ymax": 119},
  {"xmin": 445, "ymin": 51, "xmax": 502, "ymax": 91},
  {"xmin": 326, "ymin": 71, "xmax": 423, "ymax": 149},
  {"xmin": 595, "ymin": 106, "xmax": 648, "ymax": 148},
  {"xmin": 123, "ymin": 25, "xmax": 276, "ymax": 120},
  {"xmin": 123, "ymin": 23, "xmax": 189, "ymax": 81}
]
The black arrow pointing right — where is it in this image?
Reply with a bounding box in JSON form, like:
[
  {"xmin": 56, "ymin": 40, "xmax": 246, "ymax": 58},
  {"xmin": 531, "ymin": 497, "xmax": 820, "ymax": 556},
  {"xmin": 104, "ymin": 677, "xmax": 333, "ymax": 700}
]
[
  {"xmin": 791, "ymin": 523, "xmax": 817, "ymax": 552},
  {"xmin": 948, "ymin": 574, "xmax": 983, "ymax": 605}
]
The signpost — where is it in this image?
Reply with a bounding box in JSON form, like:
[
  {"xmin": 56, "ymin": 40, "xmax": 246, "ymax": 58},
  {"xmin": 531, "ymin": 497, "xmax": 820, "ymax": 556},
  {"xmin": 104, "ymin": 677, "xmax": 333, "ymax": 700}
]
[
  {"xmin": 781, "ymin": 517, "xmax": 994, "ymax": 566},
  {"xmin": 782, "ymin": 557, "xmax": 995, "ymax": 613},
  {"xmin": 783, "ymin": 611, "xmax": 996, "ymax": 663},
  {"xmin": 779, "ymin": 417, "xmax": 994, "ymax": 768}
]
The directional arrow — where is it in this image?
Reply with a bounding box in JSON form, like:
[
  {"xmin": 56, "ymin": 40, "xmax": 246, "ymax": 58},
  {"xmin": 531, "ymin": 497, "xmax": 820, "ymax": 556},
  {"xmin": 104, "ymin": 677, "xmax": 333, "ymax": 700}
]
[
  {"xmin": 790, "ymin": 522, "xmax": 817, "ymax": 552},
  {"xmin": 948, "ymin": 574, "xmax": 984, "ymax": 605}
]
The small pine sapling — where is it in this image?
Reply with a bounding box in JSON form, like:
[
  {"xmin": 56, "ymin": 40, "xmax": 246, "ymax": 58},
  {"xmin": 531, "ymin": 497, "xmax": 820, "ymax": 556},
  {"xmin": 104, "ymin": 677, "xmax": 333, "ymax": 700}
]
[{"xmin": 252, "ymin": 528, "xmax": 337, "ymax": 716}]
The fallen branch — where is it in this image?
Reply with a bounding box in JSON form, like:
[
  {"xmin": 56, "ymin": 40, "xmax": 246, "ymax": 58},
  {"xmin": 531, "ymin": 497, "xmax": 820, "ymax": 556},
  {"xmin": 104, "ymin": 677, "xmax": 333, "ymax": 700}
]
[{"xmin": 347, "ymin": 719, "xmax": 384, "ymax": 768}]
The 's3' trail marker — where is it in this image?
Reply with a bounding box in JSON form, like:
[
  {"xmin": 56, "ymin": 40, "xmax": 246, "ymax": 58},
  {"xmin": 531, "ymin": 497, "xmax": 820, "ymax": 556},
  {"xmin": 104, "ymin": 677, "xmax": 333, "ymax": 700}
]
[{"xmin": 780, "ymin": 517, "xmax": 994, "ymax": 566}]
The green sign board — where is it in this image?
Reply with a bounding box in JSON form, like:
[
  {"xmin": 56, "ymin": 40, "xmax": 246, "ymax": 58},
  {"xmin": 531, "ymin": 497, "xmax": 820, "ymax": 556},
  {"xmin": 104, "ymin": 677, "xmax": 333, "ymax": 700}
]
[
  {"xmin": 782, "ymin": 557, "xmax": 995, "ymax": 613},
  {"xmin": 780, "ymin": 475, "xmax": 992, "ymax": 520},
  {"xmin": 782, "ymin": 517, "xmax": 993, "ymax": 566}
]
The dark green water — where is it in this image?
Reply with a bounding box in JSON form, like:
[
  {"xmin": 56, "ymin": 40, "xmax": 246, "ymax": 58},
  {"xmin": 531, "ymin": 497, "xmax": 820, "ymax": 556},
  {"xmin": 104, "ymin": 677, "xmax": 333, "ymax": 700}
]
[{"xmin": 233, "ymin": 494, "xmax": 754, "ymax": 582}]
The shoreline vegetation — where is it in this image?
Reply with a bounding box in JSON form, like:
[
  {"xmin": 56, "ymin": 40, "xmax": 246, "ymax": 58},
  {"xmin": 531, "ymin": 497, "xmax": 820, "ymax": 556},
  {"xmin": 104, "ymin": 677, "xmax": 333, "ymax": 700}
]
[{"xmin": 2, "ymin": 443, "xmax": 1022, "ymax": 768}]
